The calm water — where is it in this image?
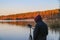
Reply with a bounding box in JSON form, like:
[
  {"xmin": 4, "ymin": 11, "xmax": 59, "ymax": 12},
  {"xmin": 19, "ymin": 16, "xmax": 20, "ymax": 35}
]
[{"xmin": 0, "ymin": 21, "xmax": 60, "ymax": 40}]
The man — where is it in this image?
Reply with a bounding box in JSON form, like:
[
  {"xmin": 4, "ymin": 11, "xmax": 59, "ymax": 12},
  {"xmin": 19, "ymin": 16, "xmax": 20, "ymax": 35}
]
[{"xmin": 33, "ymin": 15, "xmax": 48, "ymax": 40}]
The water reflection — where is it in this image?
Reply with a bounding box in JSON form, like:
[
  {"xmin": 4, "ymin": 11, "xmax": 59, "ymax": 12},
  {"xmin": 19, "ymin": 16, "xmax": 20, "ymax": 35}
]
[
  {"xmin": 0, "ymin": 23, "xmax": 30, "ymax": 40},
  {"xmin": 49, "ymin": 27, "xmax": 60, "ymax": 40},
  {"xmin": 0, "ymin": 21, "xmax": 35, "ymax": 27},
  {"xmin": 0, "ymin": 21, "xmax": 60, "ymax": 40},
  {"xmin": 59, "ymin": 32, "xmax": 60, "ymax": 40}
]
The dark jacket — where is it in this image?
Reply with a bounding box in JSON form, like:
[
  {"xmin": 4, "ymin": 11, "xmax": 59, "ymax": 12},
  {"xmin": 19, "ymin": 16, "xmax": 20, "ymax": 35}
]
[{"xmin": 33, "ymin": 21, "xmax": 48, "ymax": 40}]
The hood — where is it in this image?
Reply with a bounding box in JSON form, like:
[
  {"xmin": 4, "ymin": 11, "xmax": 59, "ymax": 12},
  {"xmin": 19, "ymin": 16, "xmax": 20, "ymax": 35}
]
[{"xmin": 34, "ymin": 15, "xmax": 42, "ymax": 23}]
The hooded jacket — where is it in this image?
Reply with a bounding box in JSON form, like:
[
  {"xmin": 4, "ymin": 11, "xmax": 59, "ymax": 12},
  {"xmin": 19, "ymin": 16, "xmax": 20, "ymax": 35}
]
[{"xmin": 33, "ymin": 15, "xmax": 48, "ymax": 40}]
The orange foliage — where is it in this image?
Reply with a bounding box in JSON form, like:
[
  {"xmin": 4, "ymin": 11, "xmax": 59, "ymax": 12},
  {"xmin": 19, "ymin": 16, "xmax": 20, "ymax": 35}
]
[{"xmin": 0, "ymin": 9, "xmax": 59, "ymax": 20}]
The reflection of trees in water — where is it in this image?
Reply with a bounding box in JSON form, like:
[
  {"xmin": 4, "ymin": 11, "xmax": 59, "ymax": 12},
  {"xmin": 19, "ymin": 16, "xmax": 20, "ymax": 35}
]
[
  {"xmin": 59, "ymin": 29, "xmax": 60, "ymax": 40},
  {"xmin": 49, "ymin": 27, "xmax": 60, "ymax": 40},
  {"xmin": 59, "ymin": 32, "xmax": 60, "ymax": 40},
  {"xmin": 1, "ymin": 21, "xmax": 35, "ymax": 27},
  {"xmin": 50, "ymin": 26, "xmax": 60, "ymax": 32}
]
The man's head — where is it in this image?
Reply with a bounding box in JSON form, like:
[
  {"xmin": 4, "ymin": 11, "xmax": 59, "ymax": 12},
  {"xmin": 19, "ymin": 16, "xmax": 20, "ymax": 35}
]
[{"xmin": 34, "ymin": 15, "xmax": 42, "ymax": 23}]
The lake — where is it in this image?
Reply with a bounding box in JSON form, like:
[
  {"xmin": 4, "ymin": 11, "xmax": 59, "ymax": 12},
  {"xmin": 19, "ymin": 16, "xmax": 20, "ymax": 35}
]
[{"xmin": 0, "ymin": 21, "xmax": 60, "ymax": 40}]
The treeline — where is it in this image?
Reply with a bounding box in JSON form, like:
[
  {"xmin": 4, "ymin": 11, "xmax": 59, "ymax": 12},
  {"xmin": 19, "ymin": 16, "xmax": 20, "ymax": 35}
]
[{"xmin": 0, "ymin": 9, "xmax": 60, "ymax": 20}]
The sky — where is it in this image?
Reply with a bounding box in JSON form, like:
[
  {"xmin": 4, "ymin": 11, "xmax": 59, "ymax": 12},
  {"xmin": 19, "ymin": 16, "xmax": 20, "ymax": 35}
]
[{"xmin": 0, "ymin": 0, "xmax": 59, "ymax": 16}]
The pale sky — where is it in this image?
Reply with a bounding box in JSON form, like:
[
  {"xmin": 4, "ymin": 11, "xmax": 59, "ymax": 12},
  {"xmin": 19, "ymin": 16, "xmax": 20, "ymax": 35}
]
[{"xmin": 0, "ymin": 0, "xmax": 59, "ymax": 16}]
